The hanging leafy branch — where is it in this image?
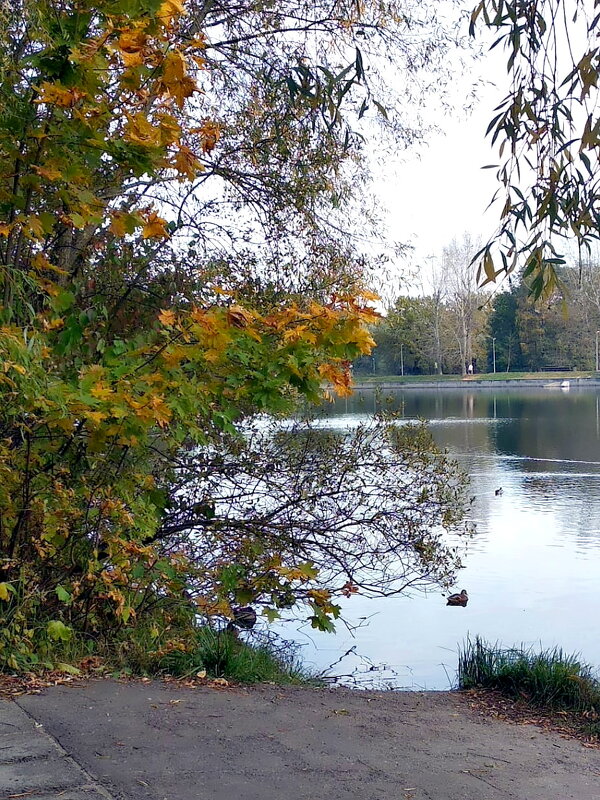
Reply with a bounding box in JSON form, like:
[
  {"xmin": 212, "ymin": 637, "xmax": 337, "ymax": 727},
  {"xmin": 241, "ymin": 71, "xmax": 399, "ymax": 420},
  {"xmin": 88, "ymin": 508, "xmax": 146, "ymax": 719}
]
[{"xmin": 472, "ymin": 0, "xmax": 600, "ymax": 299}]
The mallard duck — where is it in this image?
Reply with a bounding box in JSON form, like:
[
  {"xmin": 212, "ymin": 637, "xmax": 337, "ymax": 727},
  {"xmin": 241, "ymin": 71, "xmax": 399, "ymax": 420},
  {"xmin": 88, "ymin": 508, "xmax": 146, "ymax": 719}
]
[
  {"xmin": 446, "ymin": 589, "xmax": 468, "ymax": 607},
  {"xmin": 226, "ymin": 606, "xmax": 257, "ymax": 632}
]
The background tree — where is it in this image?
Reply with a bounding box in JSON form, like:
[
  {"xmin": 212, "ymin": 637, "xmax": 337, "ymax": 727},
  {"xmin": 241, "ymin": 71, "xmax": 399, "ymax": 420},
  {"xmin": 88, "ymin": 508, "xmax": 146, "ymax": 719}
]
[
  {"xmin": 487, "ymin": 290, "xmax": 522, "ymax": 372},
  {"xmin": 443, "ymin": 234, "xmax": 484, "ymax": 375}
]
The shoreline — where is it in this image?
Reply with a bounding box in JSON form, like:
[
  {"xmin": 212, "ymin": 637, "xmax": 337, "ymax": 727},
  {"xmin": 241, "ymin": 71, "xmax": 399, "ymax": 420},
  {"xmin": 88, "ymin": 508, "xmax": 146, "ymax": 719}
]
[{"xmin": 352, "ymin": 376, "xmax": 600, "ymax": 390}]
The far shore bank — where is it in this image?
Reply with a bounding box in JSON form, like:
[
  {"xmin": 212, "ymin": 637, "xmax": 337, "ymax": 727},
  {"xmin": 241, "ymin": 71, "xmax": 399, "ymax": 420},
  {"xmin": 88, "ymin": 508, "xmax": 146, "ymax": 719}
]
[{"xmin": 352, "ymin": 373, "xmax": 600, "ymax": 390}]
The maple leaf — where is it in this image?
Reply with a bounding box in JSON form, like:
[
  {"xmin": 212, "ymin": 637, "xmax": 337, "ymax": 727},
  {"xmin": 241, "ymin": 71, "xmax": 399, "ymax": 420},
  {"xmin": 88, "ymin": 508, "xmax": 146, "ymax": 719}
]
[
  {"xmin": 159, "ymin": 0, "xmax": 186, "ymax": 26},
  {"xmin": 158, "ymin": 309, "xmax": 177, "ymax": 326},
  {"xmin": 194, "ymin": 120, "xmax": 221, "ymax": 153},
  {"xmin": 90, "ymin": 382, "xmax": 113, "ymax": 401},
  {"xmin": 159, "ymin": 50, "xmax": 199, "ymax": 109},
  {"xmin": 109, "ymin": 211, "xmax": 140, "ymax": 237},
  {"xmin": 171, "ymin": 146, "xmax": 201, "ymax": 180},
  {"xmin": 318, "ymin": 363, "xmax": 353, "ymax": 397},
  {"xmin": 227, "ymin": 305, "xmax": 256, "ymax": 328},
  {"xmin": 36, "ymin": 82, "xmax": 87, "ymax": 108},
  {"xmin": 85, "ymin": 410, "xmax": 107, "ymax": 427},
  {"xmin": 32, "ymin": 164, "xmax": 62, "ymax": 181},
  {"xmin": 117, "ymin": 29, "xmax": 148, "ymax": 68},
  {"xmin": 124, "ymin": 113, "xmax": 162, "ymax": 148},
  {"xmin": 142, "ymin": 212, "xmax": 169, "ymax": 239}
]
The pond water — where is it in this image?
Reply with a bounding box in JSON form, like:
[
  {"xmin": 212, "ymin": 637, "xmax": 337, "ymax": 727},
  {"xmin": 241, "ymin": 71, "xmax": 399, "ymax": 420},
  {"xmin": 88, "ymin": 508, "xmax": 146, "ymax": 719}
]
[{"xmin": 281, "ymin": 386, "xmax": 600, "ymax": 689}]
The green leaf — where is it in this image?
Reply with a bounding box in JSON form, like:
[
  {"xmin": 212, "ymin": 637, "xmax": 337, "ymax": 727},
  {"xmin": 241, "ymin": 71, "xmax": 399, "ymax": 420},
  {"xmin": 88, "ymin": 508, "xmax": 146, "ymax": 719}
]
[
  {"xmin": 56, "ymin": 662, "xmax": 81, "ymax": 675},
  {"xmin": 47, "ymin": 620, "xmax": 72, "ymax": 641},
  {"xmin": 263, "ymin": 608, "xmax": 281, "ymax": 623},
  {"xmin": 56, "ymin": 585, "xmax": 72, "ymax": 605},
  {"xmin": 51, "ymin": 290, "xmax": 76, "ymax": 313}
]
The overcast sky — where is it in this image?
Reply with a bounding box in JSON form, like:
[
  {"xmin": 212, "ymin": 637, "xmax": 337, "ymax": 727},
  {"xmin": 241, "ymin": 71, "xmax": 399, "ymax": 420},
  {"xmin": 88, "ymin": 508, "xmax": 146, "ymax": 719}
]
[{"xmin": 374, "ymin": 30, "xmax": 509, "ymax": 295}]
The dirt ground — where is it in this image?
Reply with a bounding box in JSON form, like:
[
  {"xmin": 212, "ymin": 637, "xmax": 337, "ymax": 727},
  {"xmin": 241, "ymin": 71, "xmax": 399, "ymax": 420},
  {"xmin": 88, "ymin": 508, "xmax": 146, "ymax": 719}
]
[{"xmin": 7, "ymin": 679, "xmax": 600, "ymax": 800}]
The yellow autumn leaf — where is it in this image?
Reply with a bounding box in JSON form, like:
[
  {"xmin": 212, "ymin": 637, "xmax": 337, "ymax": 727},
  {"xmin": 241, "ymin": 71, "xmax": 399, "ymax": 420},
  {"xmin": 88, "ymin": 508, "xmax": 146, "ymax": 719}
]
[
  {"xmin": 124, "ymin": 113, "xmax": 162, "ymax": 148},
  {"xmin": 142, "ymin": 212, "xmax": 169, "ymax": 239},
  {"xmin": 318, "ymin": 363, "xmax": 353, "ymax": 397},
  {"xmin": 349, "ymin": 325, "xmax": 376, "ymax": 354},
  {"xmin": 42, "ymin": 317, "xmax": 65, "ymax": 331},
  {"xmin": 117, "ymin": 29, "xmax": 148, "ymax": 67},
  {"xmin": 150, "ymin": 395, "xmax": 172, "ymax": 427},
  {"xmin": 85, "ymin": 410, "xmax": 107, "ymax": 426},
  {"xmin": 90, "ymin": 381, "xmax": 113, "ymax": 400},
  {"xmin": 159, "ymin": 0, "xmax": 186, "ymax": 26},
  {"xmin": 31, "ymin": 253, "xmax": 67, "ymax": 276},
  {"xmin": 156, "ymin": 113, "xmax": 182, "ymax": 146},
  {"xmin": 159, "ymin": 50, "xmax": 198, "ymax": 108},
  {"xmin": 36, "ymin": 82, "xmax": 87, "ymax": 108},
  {"xmin": 158, "ymin": 308, "xmax": 176, "ymax": 326},
  {"xmin": 32, "ymin": 163, "xmax": 62, "ymax": 181},
  {"xmin": 0, "ymin": 582, "xmax": 11, "ymax": 601},
  {"xmin": 0, "ymin": 223, "xmax": 12, "ymax": 237}
]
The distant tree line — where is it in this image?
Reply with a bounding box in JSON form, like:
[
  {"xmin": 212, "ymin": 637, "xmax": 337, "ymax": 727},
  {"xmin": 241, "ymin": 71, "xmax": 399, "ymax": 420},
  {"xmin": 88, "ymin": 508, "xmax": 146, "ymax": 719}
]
[{"xmin": 356, "ymin": 242, "xmax": 600, "ymax": 377}]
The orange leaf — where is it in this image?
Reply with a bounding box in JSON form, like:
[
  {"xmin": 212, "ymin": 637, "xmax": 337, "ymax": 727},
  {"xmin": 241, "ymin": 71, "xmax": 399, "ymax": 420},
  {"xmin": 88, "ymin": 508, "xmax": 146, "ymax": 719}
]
[
  {"xmin": 194, "ymin": 120, "xmax": 220, "ymax": 153},
  {"xmin": 158, "ymin": 309, "xmax": 176, "ymax": 326},
  {"xmin": 36, "ymin": 82, "xmax": 87, "ymax": 108},
  {"xmin": 142, "ymin": 212, "xmax": 169, "ymax": 239},
  {"xmin": 32, "ymin": 163, "xmax": 62, "ymax": 181},
  {"xmin": 159, "ymin": 50, "xmax": 199, "ymax": 108},
  {"xmin": 171, "ymin": 145, "xmax": 201, "ymax": 180}
]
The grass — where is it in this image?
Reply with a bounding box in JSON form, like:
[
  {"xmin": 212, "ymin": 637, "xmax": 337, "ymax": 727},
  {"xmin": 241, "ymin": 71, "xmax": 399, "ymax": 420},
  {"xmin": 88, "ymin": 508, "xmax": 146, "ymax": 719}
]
[
  {"xmin": 156, "ymin": 628, "xmax": 316, "ymax": 685},
  {"xmin": 0, "ymin": 613, "xmax": 317, "ymax": 687},
  {"xmin": 145, "ymin": 627, "xmax": 317, "ymax": 685},
  {"xmin": 458, "ymin": 636, "xmax": 600, "ymax": 714}
]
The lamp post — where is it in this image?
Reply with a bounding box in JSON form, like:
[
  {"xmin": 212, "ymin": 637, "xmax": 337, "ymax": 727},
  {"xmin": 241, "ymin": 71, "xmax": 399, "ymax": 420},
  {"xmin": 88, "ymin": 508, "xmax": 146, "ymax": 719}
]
[
  {"xmin": 492, "ymin": 336, "xmax": 496, "ymax": 374},
  {"xmin": 596, "ymin": 331, "xmax": 600, "ymax": 372},
  {"xmin": 400, "ymin": 342, "xmax": 404, "ymax": 376}
]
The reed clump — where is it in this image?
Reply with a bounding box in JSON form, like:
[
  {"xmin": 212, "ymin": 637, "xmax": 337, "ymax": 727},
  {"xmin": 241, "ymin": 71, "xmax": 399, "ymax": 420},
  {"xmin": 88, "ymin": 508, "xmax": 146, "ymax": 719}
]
[{"xmin": 458, "ymin": 636, "xmax": 600, "ymax": 714}]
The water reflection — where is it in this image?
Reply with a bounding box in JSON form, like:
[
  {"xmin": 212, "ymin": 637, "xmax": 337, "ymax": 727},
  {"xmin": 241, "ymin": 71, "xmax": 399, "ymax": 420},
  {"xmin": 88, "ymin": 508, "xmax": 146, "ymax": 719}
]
[{"xmin": 285, "ymin": 387, "xmax": 600, "ymax": 689}]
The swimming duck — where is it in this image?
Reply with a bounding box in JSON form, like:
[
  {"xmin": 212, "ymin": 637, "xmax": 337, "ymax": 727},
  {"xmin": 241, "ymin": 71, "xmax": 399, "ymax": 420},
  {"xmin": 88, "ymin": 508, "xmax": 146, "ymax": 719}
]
[
  {"xmin": 446, "ymin": 589, "xmax": 468, "ymax": 607},
  {"xmin": 226, "ymin": 606, "xmax": 257, "ymax": 632},
  {"xmin": 495, "ymin": 487, "xmax": 503, "ymax": 496}
]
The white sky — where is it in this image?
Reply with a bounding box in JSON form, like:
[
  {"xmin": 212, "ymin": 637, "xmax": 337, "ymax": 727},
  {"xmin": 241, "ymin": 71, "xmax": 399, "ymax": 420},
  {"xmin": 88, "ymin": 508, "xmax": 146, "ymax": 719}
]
[{"xmin": 374, "ymin": 32, "xmax": 510, "ymax": 294}]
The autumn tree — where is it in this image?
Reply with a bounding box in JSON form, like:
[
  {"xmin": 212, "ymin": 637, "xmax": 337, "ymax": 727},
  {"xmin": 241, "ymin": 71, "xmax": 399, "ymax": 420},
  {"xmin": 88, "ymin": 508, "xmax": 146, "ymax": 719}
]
[{"xmin": 0, "ymin": 0, "xmax": 473, "ymax": 669}]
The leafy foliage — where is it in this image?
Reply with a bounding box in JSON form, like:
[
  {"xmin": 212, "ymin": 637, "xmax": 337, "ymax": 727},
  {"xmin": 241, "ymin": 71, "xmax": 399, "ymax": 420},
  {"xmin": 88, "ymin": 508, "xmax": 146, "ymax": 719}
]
[
  {"xmin": 472, "ymin": 0, "xmax": 600, "ymax": 299},
  {"xmin": 0, "ymin": 0, "xmax": 471, "ymax": 671}
]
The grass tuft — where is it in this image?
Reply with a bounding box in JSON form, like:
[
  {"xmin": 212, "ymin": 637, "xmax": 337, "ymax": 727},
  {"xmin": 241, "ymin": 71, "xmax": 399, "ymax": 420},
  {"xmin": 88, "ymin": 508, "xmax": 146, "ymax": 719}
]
[
  {"xmin": 458, "ymin": 636, "xmax": 600, "ymax": 713},
  {"xmin": 157, "ymin": 628, "xmax": 317, "ymax": 685}
]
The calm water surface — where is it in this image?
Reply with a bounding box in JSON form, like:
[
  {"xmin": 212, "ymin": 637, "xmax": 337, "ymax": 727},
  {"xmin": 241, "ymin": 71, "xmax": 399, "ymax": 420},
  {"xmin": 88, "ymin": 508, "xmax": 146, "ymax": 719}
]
[{"xmin": 283, "ymin": 386, "xmax": 600, "ymax": 689}]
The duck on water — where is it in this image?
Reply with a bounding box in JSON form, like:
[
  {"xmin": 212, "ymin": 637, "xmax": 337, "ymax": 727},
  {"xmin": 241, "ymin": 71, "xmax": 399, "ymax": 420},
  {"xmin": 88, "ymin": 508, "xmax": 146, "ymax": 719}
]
[{"xmin": 446, "ymin": 589, "xmax": 468, "ymax": 607}]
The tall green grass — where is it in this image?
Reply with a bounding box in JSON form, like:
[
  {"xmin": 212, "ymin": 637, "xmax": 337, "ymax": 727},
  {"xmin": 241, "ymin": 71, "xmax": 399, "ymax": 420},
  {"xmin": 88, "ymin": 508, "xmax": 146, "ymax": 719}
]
[
  {"xmin": 458, "ymin": 636, "xmax": 600, "ymax": 713},
  {"xmin": 157, "ymin": 628, "xmax": 317, "ymax": 685}
]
